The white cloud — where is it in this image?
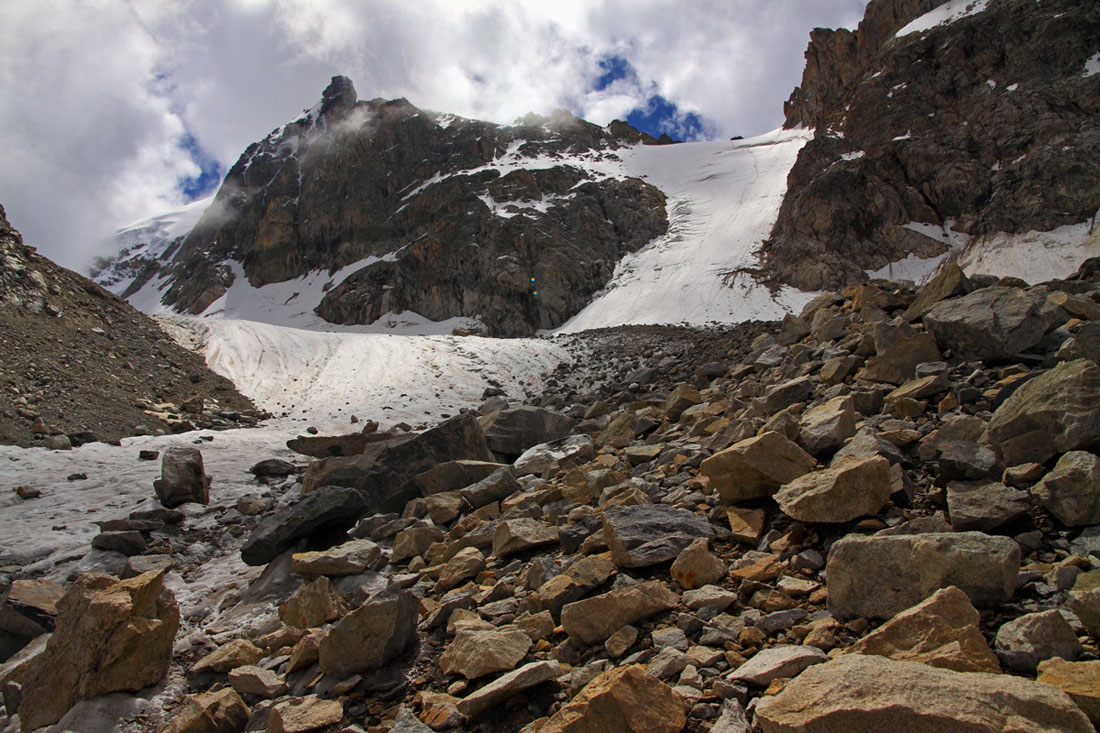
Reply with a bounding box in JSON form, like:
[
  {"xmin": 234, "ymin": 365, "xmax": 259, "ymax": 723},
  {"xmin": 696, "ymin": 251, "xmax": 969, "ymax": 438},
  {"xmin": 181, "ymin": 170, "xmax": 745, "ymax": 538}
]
[{"xmin": 0, "ymin": 0, "xmax": 866, "ymax": 271}]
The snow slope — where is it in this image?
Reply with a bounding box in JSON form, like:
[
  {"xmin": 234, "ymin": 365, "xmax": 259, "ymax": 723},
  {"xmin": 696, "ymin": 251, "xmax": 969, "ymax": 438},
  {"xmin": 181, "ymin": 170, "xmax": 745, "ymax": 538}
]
[{"xmin": 895, "ymin": 0, "xmax": 991, "ymax": 38}]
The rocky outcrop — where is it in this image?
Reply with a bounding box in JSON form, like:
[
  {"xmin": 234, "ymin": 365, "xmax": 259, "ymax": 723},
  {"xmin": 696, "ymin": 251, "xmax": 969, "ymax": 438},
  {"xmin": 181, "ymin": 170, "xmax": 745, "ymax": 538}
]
[
  {"xmin": 142, "ymin": 78, "xmax": 667, "ymax": 336},
  {"xmin": 765, "ymin": 0, "xmax": 1100, "ymax": 290}
]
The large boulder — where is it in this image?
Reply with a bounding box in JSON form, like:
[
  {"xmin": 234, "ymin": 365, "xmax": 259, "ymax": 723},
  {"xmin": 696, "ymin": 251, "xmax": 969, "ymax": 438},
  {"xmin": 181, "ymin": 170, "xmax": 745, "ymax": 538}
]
[
  {"xmin": 439, "ymin": 626, "xmax": 531, "ymax": 680},
  {"xmin": 415, "ymin": 460, "xmax": 504, "ymax": 496},
  {"xmin": 318, "ymin": 587, "xmax": 418, "ymax": 678},
  {"xmin": 456, "ymin": 660, "xmax": 563, "ymax": 720},
  {"xmin": 843, "ymin": 586, "xmax": 1000, "ymax": 673},
  {"xmin": 561, "ymin": 580, "xmax": 678, "ymax": 646},
  {"xmin": 775, "ymin": 455, "xmax": 895, "ymax": 523},
  {"xmin": 923, "ymin": 286, "xmax": 1056, "ymax": 361},
  {"xmin": 1032, "ymin": 451, "xmax": 1100, "ymax": 527},
  {"xmin": 300, "ymin": 413, "xmax": 493, "ymax": 512},
  {"xmin": 857, "ymin": 320, "xmax": 941, "ymax": 385},
  {"xmin": 478, "ymin": 406, "xmax": 577, "ymax": 460},
  {"xmin": 153, "ymin": 446, "xmax": 210, "ymax": 508},
  {"xmin": 19, "ymin": 571, "xmax": 179, "ymax": 730},
  {"xmin": 539, "ymin": 665, "xmax": 685, "ymax": 733},
  {"xmin": 827, "ymin": 532, "xmax": 1020, "ymax": 619},
  {"xmin": 240, "ymin": 486, "xmax": 369, "ymax": 566},
  {"xmin": 700, "ymin": 432, "xmax": 817, "ymax": 503},
  {"xmin": 995, "ymin": 610, "xmax": 1081, "ymax": 674},
  {"xmin": 984, "ymin": 359, "xmax": 1100, "ymax": 466},
  {"xmin": 754, "ymin": 654, "xmax": 1092, "ymax": 732},
  {"xmin": 797, "ymin": 395, "xmax": 856, "ymax": 458},
  {"xmin": 946, "ymin": 481, "xmax": 1030, "ymax": 532},
  {"xmin": 603, "ymin": 504, "xmax": 715, "ymax": 568}
]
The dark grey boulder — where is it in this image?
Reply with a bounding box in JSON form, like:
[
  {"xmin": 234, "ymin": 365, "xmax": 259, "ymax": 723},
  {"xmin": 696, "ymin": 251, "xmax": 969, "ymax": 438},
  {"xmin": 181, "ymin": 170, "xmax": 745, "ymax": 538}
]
[
  {"xmin": 153, "ymin": 446, "xmax": 210, "ymax": 508},
  {"xmin": 923, "ymin": 287, "xmax": 1058, "ymax": 361},
  {"xmin": 240, "ymin": 485, "xmax": 369, "ymax": 566},
  {"xmin": 603, "ymin": 504, "xmax": 715, "ymax": 568},
  {"xmin": 478, "ymin": 406, "xmax": 577, "ymax": 460}
]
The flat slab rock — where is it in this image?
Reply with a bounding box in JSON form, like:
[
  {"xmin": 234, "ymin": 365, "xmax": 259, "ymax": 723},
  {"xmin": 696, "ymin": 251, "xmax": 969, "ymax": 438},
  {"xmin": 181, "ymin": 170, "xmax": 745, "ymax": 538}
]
[
  {"xmin": 603, "ymin": 504, "xmax": 714, "ymax": 568},
  {"xmin": 755, "ymin": 654, "xmax": 1092, "ymax": 732},
  {"xmin": 727, "ymin": 645, "xmax": 828, "ymax": 686}
]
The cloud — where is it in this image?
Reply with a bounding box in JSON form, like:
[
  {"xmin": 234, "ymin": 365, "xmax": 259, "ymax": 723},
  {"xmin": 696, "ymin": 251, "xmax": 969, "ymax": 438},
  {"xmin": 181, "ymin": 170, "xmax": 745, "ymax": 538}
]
[{"xmin": 0, "ymin": 0, "xmax": 867, "ymax": 271}]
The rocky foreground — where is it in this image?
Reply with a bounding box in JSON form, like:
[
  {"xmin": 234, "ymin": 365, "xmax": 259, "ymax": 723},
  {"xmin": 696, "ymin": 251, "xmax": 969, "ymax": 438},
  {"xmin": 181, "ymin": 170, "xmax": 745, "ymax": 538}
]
[{"xmin": 4, "ymin": 259, "xmax": 1100, "ymax": 732}]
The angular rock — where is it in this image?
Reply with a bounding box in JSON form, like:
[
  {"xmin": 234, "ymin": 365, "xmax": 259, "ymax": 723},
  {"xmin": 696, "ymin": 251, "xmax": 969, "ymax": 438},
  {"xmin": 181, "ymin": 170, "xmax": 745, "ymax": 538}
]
[
  {"xmin": 241, "ymin": 485, "xmax": 369, "ymax": 566},
  {"xmin": 754, "ymin": 654, "xmax": 1092, "ymax": 733},
  {"xmin": 726, "ymin": 506, "xmax": 765, "ymax": 545},
  {"xmin": 479, "ymin": 406, "xmax": 577, "ymax": 460},
  {"xmin": 664, "ymin": 384, "xmax": 702, "ymax": 420},
  {"xmin": 603, "ymin": 504, "xmax": 714, "ymax": 568},
  {"xmin": 682, "ymin": 585, "xmax": 737, "ymax": 612},
  {"xmin": 923, "ymin": 287, "xmax": 1053, "ymax": 361},
  {"xmin": 415, "ymin": 459, "xmax": 503, "ymax": 495},
  {"xmin": 90, "ymin": 530, "xmax": 147, "ymax": 556},
  {"xmin": 439, "ymin": 626, "xmax": 532, "ymax": 679},
  {"xmin": 827, "ymin": 532, "xmax": 1021, "ymax": 619},
  {"xmin": 561, "ymin": 580, "xmax": 678, "ymax": 646},
  {"xmin": 153, "ymin": 446, "xmax": 210, "ymax": 508},
  {"xmin": 937, "ymin": 441, "xmax": 1001, "ymax": 483},
  {"xmin": 158, "ymin": 688, "xmax": 250, "ymax": 733},
  {"xmin": 528, "ymin": 554, "xmax": 615, "ymax": 619},
  {"xmin": 985, "ymin": 359, "xmax": 1100, "ymax": 467},
  {"xmin": 759, "ymin": 376, "xmax": 815, "ymax": 414},
  {"xmin": 797, "ymin": 395, "xmax": 856, "ymax": 458},
  {"xmin": 539, "ymin": 664, "xmax": 686, "ymax": 733},
  {"xmin": 514, "ymin": 435, "xmax": 595, "ymax": 478},
  {"xmin": 290, "ymin": 538, "xmax": 383, "ymax": 576},
  {"xmin": 268, "ymin": 694, "xmax": 342, "ymax": 733},
  {"xmin": 190, "ymin": 638, "xmax": 264, "ymax": 676},
  {"xmin": 492, "ymin": 518, "xmax": 558, "ymax": 558},
  {"xmin": 670, "ymin": 538, "xmax": 726, "ymax": 590},
  {"xmin": 249, "ymin": 458, "xmax": 296, "ymax": 478},
  {"xmin": 844, "ymin": 586, "xmax": 1000, "ymax": 673},
  {"xmin": 1032, "ymin": 451, "xmax": 1100, "ymax": 527},
  {"xmin": 18, "ymin": 571, "xmax": 178, "ymax": 730},
  {"xmin": 858, "ymin": 321, "xmax": 941, "ymax": 385},
  {"xmin": 433, "ymin": 547, "xmax": 486, "ymax": 593},
  {"xmin": 279, "ymin": 576, "xmax": 348, "ymax": 629},
  {"xmin": 318, "ymin": 587, "xmax": 418, "ymax": 678},
  {"xmin": 1037, "ymin": 658, "xmax": 1100, "ymax": 726},
  {"xmin": 904, "ymin": 262, "xmax": 972, "ymax": 321},
  {"xmin": 775, "ymin": 455, "xmax": 895, "ymax": 523},
  {"xmin": 995, "ymin": 610, "xmax": 1081, "ymax": 674},
  {"xmin": 456, "ymin": 660, "xmax": 563, "ymax": 720},
  {"xmin": 391, "ymin": 525, "xmax": 446, "ymax": 564},
  {"xmin": 227, "ymin": 664, "xmax": 288, "ymax": 699},
  {"xmin": 1069, "ymin": 571, "xmax": 1100, "ymax": 637},
  {"xmin": 727, "ymin": 645, "xmax": 828, "ymax": 685},
  {"xmin": 460, "ymin": 466, "xmax": 522, "ymax": 508},
  {"xmin": 834, "ymin": 427, "xmax": 907, "ymax": 466},
  {"xmin": 700, "ymin": 432, "xmax": 816, "ymax": 503},
  {"xmin": 947, "ymin": 481, "xmax": 1030, "ymax": 532}
]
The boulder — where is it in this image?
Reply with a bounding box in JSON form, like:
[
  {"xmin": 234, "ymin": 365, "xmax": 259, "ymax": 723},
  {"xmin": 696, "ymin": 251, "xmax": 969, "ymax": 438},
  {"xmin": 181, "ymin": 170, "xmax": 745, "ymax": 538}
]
[
  {"xmin": 946, "ymin": 481, "xmax": 1030, "ymax": 532},
  {"xmin": 514, "ymin": 435, "xmax": 595, "ymax": 478},
  {"xmin": 561, "ymin": 580, "xmax": 678, "ymax": 646},
  {"xmin": 153, "ymin": 447, "xmax": 210, "ymax": 508},
  {"xmin": 664, "ymin": 384, "xmax": 702, "ymax": 420},
  {"xmin": 539, "ymin": 664, "xmax": 686, "ymax": 733},
  {"xmin": 1069, "ymin": 571, "xmax": 1100, "ymax": 636},
  {"xmin": 923, "ymin": 287, "xmax": 1053, "ymax": 361},
  {"xmin": 157, "ymin": 688, "xmax": 250, "ymax": 733},
  {"xmin": 455, "ymin": 660, "xmax": 563, "ymax": 720},
  {"xmin": 249, "ymin": 458, "xmax": 296, "ymax": 478},
  {"xmin": 318, "ymin": 587, "xmax": 418, "ymax": 678},
  {"xmin": 834, "ymin": 427, "xmax": 907, "ymax": 466},
  {"xmin": 603, "ymin": 504, "xmax": 714, "ymax": 568},
  {"xmin": 460, "ymin": 466, "xmax": 522, "ymax": 508},
  {"xmin": 479, "ymin": 406, "xmax": 577, "ymax": 460},
  {"xmin": 775, "ymin": 455, "xmax": 895, "ymax": 523},
  {"xmin": 1037, "ymin": 658, "xmax": 1100, "ymax": 726},
  {"xmin": 391, "ymin": 525, "xmax": 446, "ymax": 564},
  {"xmin": 433, "ymin": 547, "xmax": 486, "ymax": 593},
  {"xmin": 759, "ymin": 376, "xmax": 815, "ymax": 414},
  {"xmin": 227, "ymin": 664, "xmax": 288, "ymax": 699},
  {"xmin": 268, "ymin": 694, "xmax": 343, "ymax": 733},
  {"xmin": 726, "ymin": 506, "xmax": 766, "ymax": 545},
  {"xmin": 936, "ymin": 441, "xmax": 1001, "ymax": 483},
  {"xmin": 300, "ymin": 413, "xmax": 493, "ymax": 512},
  {"xmin": 190, "ymin": 638, "xmax": 264, "ymax": 676},
  {"xmin": 904, "ymin": 261, "xmax": 972, "ymax": 320},
  {"xmin": 843, "ymin": 586, "xmax": 1000, "ymax": 673},
  {"xmin": 1032, "ymin": 451, "xmax": 1100, "ymax": 527},
  {"xmin": 985, "ymin": 359, "xmax": 1100, "ymax": 467},
  {"xmin": 995, "ymin": 610, "xmax": 1081, "ymax": 674},
  {"xmin": 290, "ymin": 538, "xmax": 383, "ymax": 576},
  {"xmin": 670, "ymin": 538, "xmax": 726, "ymax": 590},
  {"xmin": 858, "ymin": 321, "xmax": 941, "ymax": 385},
  {"xmin": 415, "ymin": 459, "xmax": 504, "ymax": 495},
  {"xmin": 754, "ymin": 654, "xmax": 1092, "ymax": 732},
  {"xmin": 827, "ymin": 532, "xmax": 1021, "ymax": 618},
  {"xmin": 439, "ymin": 626, "xmax": 532, "ymax": 679},
  {"xmin": 700, "ymin": 432, "xmax": 816, "ymax": 503},
  {"xmin": 91, "ymin": 530, "xmax": 147, "ymax": 556},
  {"xmin": 492, "ymin": 518, "xmax": 559, "ymax": 558},
  {"xmin": 19, "ymin": 571, "xmax": 179, "ymax": 731},
  {"xmin": 727, "ymin": 645, "xmax": 828, "ymax": 685},
  {"xmin": 279, "ymin": 576, "xmax": 348, "ymax": 629},
  {"xmin": 1058, "ymin": 321, "xmax": 1100, "ymax": 364},
  {"xmin": 527, "ymin": 554, "xmax": 615, "ymax": 618},
  {"xmin": 797, "ymin": 395, "xmax": 856, "ymax": 458},
  {"xmin": 240, "ymin": 486, "xmax": 369, "ymax": 566}
]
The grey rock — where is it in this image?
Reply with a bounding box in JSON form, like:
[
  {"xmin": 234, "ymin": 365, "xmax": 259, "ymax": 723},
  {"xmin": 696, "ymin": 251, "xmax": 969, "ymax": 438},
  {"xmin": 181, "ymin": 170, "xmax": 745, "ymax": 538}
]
[
  {"xmin": 923, "ymin": 287, "xmax": 1054, "ymax": 361},
  {"xmin": 153, "ymin": 446, "xmax": 210, "ymax": 508},
  {"xmin": 947, "ymin": 481, "xmax": 1030, "ymax": 532},
  {"xmin": 456, "ymin": 660, "xmax": 562, "ymax": 720},
  {"xmin": 240, "ymin": 486, "xmax": 369, "ymax": 566},
  {"xmin": 727, "ymin": 645, "xmax": 828, "ymax": 686},
  {"xmin": 318, "ymin": 587, "xmax": 418, "ymax": 678},
  {"xmin": 479, "ymin": 406, "xmax": 577, "ymax": 460},
  {"xmin": 995, "ymin": 610, "xmax": 1081, "ymax": 673},
  {"xmin": 937, "ymin": 441, "xmax": 1001, "ymax": 483},
  {"xmin": 90, "ymin": 531, "xmax": 146, "ymax": 556},
  {"xmin": 603, "ymin": 504, "xmax": 715, "ymax": 568},
  {"xmin": 1032, "ymin": 451, "xmax": 1100, "ymax": 527}
]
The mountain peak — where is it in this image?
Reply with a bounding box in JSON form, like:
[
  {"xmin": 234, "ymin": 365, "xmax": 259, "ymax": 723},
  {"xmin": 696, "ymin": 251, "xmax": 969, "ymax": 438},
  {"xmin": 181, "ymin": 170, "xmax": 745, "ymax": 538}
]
[{"xmin": 319, "ymin": 74, "xmax": 358, "ymax": 120}]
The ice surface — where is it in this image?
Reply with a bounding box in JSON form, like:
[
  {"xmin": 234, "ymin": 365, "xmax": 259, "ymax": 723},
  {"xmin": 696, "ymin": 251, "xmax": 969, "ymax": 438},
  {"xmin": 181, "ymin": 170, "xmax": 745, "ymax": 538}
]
[
  {"xmin": 958, "ymin": 220, "xmax": 1100, "ymax": 284},
  {"xmin": 1083, "ymin": 52, "xmax": 1100, "ymax": 78},
  {"xmin": 895, "ymin": 0, "xmax": 991, "ymax": 37}
]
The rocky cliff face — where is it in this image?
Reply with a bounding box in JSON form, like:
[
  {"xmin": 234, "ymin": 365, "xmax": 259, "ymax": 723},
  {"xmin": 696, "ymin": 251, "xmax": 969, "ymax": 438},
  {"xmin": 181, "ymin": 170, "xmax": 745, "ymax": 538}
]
[
  {"xmin": 143, "ymin": 77, "xmax": 668, "ymax": 336},
  {"xmin": 0, "ymin": 204, "xmax": 259, "ymax": 447},
  {"xmin": 765, "ymin": 0, "xmax": 1100, "ymax": 290}
]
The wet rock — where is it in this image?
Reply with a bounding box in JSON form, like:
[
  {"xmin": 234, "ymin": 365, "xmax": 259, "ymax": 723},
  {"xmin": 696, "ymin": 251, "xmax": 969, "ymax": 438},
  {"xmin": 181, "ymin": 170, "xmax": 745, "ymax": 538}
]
[
  {"xmin": 279, "ymin": 576, "xmax": 348, "ymax": 629},
  {"xmin": 153, "ymin": 446, "xmax": 210, "ymax": 508},
  {"xmin": 479, "ymin": 406, "xmax": 577, "ymax": 460},
  {"xmin": 290, "ymin": 539, "xmax": 383, "ymax": 576},
  {"xmin": 440, "ymin": 626, "xmax": 532, "ymax": 679},
  {"xmin": 775, "ymin": 455, "xmax": 895, "ymax": 523},
  {"xmin": 827, "ymin": 531, "xmax": 1021, "ymax": 618},
  {"xmin": 1032, "ymin": 451, "xmax": 1100, "ymax": 527},
  {"xmin": 700, "ymin": 432, "xmax": 816, "ymax": 503},
  {"xmin": 844, "ymin": 586, "xmax": 1000, "ymax": 673},
  {"xmin": 727, "ymin": 645, "xmax": 828, "ymax": 686},
  {"xmin": 456, "ymin": 660, "xmax": 563, "ymax": 720},
  {"xmin": 158, "ymin": 688, "xmax": 250, "ymax": 733},
  {"xmin": 754, "ymin": 654, "xmax": 1092, "ymax": 732},
  {"xmin": 241, "ymin": 486, "xmax": 369, "ymax": 566},
  {"xmin": 603, "ymin": 504, "xmax": 714, "ymax": 568},
  {"xmin": 946, "ymin": 481, "xmax": 1030, "ymax": 532},
  {"xmin": 18, "ymin": 571, "xmax": 178, "ymax": 731},
  {"xmin": 318, "ymin": 587, "xmax": 418, "ymax": 678},
  {"xmin": 985, "ymin": 359, "xmax": 1100, "ymax": 467},
  {"xmin": 561, "ymin": 580, "xmax": 678, "ymax": 646},
  {"xmin": 670, "ymin": 538, "xmax": 726, "ymax": 590},
  {"xmin": 995, "ymin": 610, "xmax": 1081, "ymax": 674},
  {"xmin": 539, "ymin": 664, "xmax": 686, "ymax": 733},
  {"xmin": 268, "ymin": 694, "xmax": 342, "ymax": 733}
]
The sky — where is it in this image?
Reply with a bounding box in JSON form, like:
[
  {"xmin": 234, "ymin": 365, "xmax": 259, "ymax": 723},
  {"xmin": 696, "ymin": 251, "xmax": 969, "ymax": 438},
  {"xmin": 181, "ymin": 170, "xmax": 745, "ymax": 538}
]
[{"xmin": 0, "ymin": 0, "xmax": 867, "ymax": 272}]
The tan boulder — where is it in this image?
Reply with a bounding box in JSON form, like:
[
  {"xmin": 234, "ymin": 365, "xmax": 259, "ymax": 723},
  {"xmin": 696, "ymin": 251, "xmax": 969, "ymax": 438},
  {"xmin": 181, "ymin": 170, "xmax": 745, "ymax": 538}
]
[
  {"xmin": 228, "ymin": 664, "xmax": 289, "ymax": 699},
  {"xmin": 775, "ymin": 455, "xmax": 895, "ymax": 523},
  {"xmin": 700, "ymin": 432, "xmax": 816, "ymax": 503},
  {"xmin": 527, "ymin": 554, "xmax": 615, "ymax": 619},
  {"xmin": 433, "ymin": 546, "xmax": 486, "ymax": 593},
  {"xmin": 1037, "ymin": 657, "xmax": 1100, "ymax": 726},
  {"xmin": 278, "ymin": 576, "xmax": 348, "ymax": 629},
  {"xmin": 156, "ymin": 688, "xmax": 249, "ymax": 733},
  {"xmin": 561, "ymin": 580, "xmax": 677, "ymax": 646},
  {"xmin": 190, "ymin": 638, "xmax": 265, "ymax": 676},
  {"xmin": 290, "ymin": 538, "xmax": 383, "ymax": 576},
  {"xmin": 755, "ymin": 654, "xmax": 1092, "ymax": 732},
  {"xmin": 492, "ymin": 518, "xmax": 559, "ymax": 557},
  {"xmin": 439, "ymin": 626, "xmax": 532, "ymax": 679},
  {"xmin": 797, "ymin": 395, "xmax": 856, "ymax": 458},
  {"xmin": 268, "ymin": 694, "xmax": 343, "ymax": 733},
  {"xmin": 670, "ymin": 538, "xmax": 726, "ymax": 590},
  {"xmin": 19, "ymin": 570, "xmax": 179, "ymax": 731},
  {"xmin": 726, "ymin": 506, "xmax": 765, "ymax": 544},
  {"xmin": 539, "ymin": 664, "xmax": 686, "ymax": 733},
  {"xmin": 844, "ymin": 586, "xmax": 1000, "ymax": 672}
]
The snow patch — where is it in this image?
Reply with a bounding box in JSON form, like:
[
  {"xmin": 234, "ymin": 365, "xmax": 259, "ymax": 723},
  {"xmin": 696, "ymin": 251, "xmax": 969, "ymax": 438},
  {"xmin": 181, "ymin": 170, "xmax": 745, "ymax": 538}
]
[
  {"xmin": 1084, "ymin": 52, "xmax": 1100, "ymax": 78},
  {"xmin": 866, "ymin": 253, "xmax": 949, "ymax": 284},
  {"xmin": 958, "ymin": 220, "xmax": 1100, "ymax": 284},
  {"xmin": 896, "ymin": 0, "xmax": 990, "ymax": 37}
]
